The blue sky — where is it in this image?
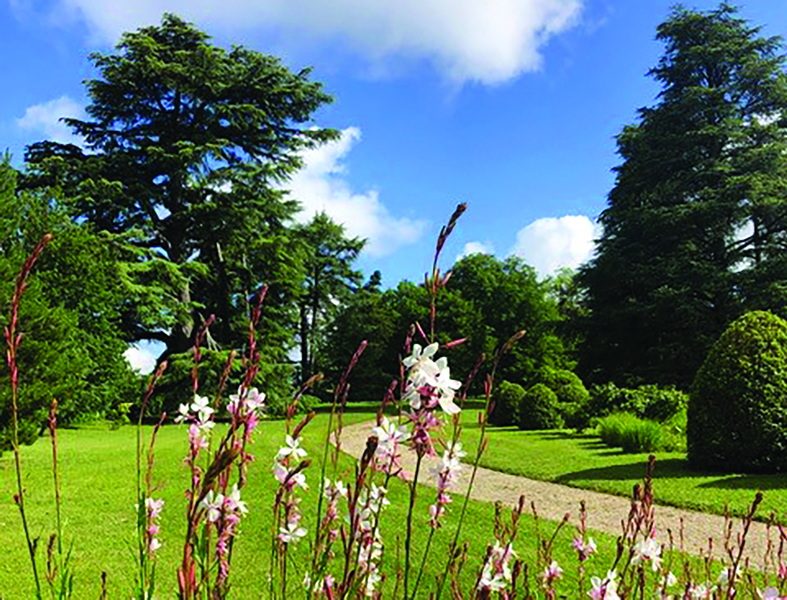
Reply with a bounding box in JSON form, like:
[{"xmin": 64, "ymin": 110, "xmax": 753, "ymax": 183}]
[{"xmin": 2, "ymin": 1, "xmax": 787, "ymax": 372}]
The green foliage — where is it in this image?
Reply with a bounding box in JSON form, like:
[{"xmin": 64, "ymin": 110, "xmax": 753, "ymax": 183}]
[
  {"xmin": 688, "ymin": 310, "xmax": 787, "ymax": 472},
  {"xmin": 0, "ymin": 161, "xmax": 137, "ymax": 450},
  {"xmin": 538, "ymin": 367, "xmax": 589, "ymax": 405},
  {"xmin": 580, "ymin": 4, "xmax": 787, "ymax": 388},
  {"xmin": 327, "ymin": 254, "xmax": 574, "ymax": 402},
  {"xmin": 537, "ymin": 367, "xmax": 589, "ymax": 428},
  {"xmin": 22, "ymin": 14, "xmax": 336, "ymax": 364},
  {"xmin": 295, "ymin": 213, "xmax": 364, "ymax": 384},
  {"xmin": 597, "ymin": 413, "xmax": 665, "ymax": 453},
  {"xmin": 489, "ymin": 381, "xmax": 525, "ymax": 426},
  {"xmin": 581, "ymin": 383, "xmax": 687, "ymax": 429},
  {"xmin": 519, "ymin": 383, "xmax": 563, "ymax": 430}
]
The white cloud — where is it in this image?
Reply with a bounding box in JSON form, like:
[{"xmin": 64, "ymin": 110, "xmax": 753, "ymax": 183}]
[
  {"xmin": 510, "ymin": 214, "xmax": 596, "ymax": 276},
  {"xmin": 457, "ymin": 241, "xmax": 494, "ymax": 260},
  {"xmin": 288, "ymin": 127, "xmax": 426, "ymax": 257},
  {"xmin": 123, "ymin": 343, "xmax": 159, "ymax": 375},
  {"xmin": 50, "ymin": 0, "xmax": 583, "ymax": 84},
  {"xmin": 16, "ymin": 95, "xmax": 84, "ymax": 145}
]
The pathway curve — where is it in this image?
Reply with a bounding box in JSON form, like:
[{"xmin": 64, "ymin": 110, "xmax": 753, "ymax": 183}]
[{"xmin": 339, "ymin": 420, "xmax": 776, "ymax": 569}]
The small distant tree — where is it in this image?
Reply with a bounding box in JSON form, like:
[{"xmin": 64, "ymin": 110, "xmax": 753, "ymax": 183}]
[{"xmin": 295, "ymin": 213, "xmax": 363, "ymax": 383}]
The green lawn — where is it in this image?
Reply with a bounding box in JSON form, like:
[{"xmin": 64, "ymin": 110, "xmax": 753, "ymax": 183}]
[
  {"xmin": 460, "ymin": 411, "xmax": 787, "ymax": 520},
  {"xmin": 0, "ymin": 411, "xmax": 630, "ymax": 598}
]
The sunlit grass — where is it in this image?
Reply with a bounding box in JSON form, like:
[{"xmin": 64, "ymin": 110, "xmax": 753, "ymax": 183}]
[
  {"xmin": 0, "ymin": 411, "xmax": 630, "ymax": 598},
  {"xmin": 460, "ymin": 411, "xmax": 787, "ymax": 519}
]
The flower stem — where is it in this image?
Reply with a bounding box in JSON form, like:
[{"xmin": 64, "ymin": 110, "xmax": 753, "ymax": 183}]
[{"xmin": 403, "ymin": 452, "xmax": 424, "ymax": 598}]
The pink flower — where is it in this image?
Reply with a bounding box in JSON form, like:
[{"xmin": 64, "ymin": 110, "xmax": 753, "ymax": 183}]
[
  {"xmin": 573, "ymin": 536, "xmax": 597, "ymax": 561},
  {"xmin": 589, "ymin": 571, "xmax": 619, "ymax": 600},
  {"xmin": 542, "ymin": 560, "xmax": 563, "ymax": 585}
]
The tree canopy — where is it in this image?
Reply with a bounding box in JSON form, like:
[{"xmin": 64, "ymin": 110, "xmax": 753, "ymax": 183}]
[
  {"xmin": 579, "ymin": 3, "xmax": 787, "ymax": 387},
  {"xmin": 23, "ymin": 14, "xmax": 338, "ymax": 362}
]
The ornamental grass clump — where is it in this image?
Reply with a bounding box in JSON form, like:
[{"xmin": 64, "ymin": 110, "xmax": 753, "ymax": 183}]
[{"xmin": 6, "ymin": 214, "xmax": 787, "ymax": 599}]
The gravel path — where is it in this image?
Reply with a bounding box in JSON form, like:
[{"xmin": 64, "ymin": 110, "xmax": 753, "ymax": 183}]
[{"xmin": 339, "ymin": 420, "xmax": 777, "ymax": 569}]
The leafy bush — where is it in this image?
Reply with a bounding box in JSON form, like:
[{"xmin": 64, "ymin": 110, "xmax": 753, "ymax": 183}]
[
  {"xmin": 581, "ymin": 382, "xmax": 687, "ymax": 429},
  {"xmin": 597, "ymin": 412, "xmax": 668, "ymax": 453},
  {"xmin": 539, "ymin": 367, "xmax": 589, "ymax": 405},
  {"xmin": 538, "ymin": 367, "xmax": 589, "ymax": 428},
  {"xmin": 688, "ymin": 311, "xmax": 787, "ymax": 472},
  {"xmin": 489, "ymin": 381, "xmax": 526, "ymax": 426},
  {"xmin": 519, "ymin": 383, "xmax": 563, "ymax": 430}
]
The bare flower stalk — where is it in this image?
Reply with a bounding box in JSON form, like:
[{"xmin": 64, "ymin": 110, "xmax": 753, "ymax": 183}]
[{"xmin": 4, "ymin": 232, "xmax": 53, "ymax": 599}]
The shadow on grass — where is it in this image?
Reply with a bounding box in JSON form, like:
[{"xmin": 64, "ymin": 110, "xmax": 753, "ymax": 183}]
[
  {"xmin": 556, "ymin": 458, "xmax": 702, "ymax": 484},
  {"xmin": 696, "ymin": 473, "xmax": 787, "ymax": 491}
]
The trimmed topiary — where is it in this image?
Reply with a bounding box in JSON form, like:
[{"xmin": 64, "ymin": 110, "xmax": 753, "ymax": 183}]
[
  {"xmin": 519, "ymin": 383, "xmax": 564, "ymax": 430},
  {"xmin": 688, "ymin": 311, "xmax": 787, "ymax": 472},
  {"xmin": 538, "ymin": 367, "xmax": 590, "ymax": 428},
  {"xmin": 539, "ymin": 367, "xmax": 590, "ymax": 405},
  {"xmin": 489, "ymin": 381, "xmax": 526, "ymax": 426}
]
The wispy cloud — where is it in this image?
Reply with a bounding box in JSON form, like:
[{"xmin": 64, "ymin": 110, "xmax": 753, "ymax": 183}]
[
  {"xmin": 288, "ymin": 127, "xmax": 426, "ymax": 257},
  {"xmin": 16, "ymin": 95, "xmax": 84, "ymax": 145}
]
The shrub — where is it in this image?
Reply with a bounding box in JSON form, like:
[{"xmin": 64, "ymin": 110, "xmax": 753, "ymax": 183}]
[
  {"xmin": 597, "ymin": 412, "xmax": 665, "ymax": 453},
  {"xmin": 688, "ymin": 311, "xmax": 787, "ymax": 472},
  {"xmin": 538, "ymin": 367, "xmax": 590, "ymax": 428},
  {"xmin": 489, "ymin": 381, "xmax": 526, "ymax": 426},
  {"xmin": 539, "ymin": 367, "xmax": 590, "ymax": 405},
  {"xmin": 582, "ymin": 382, "xmax": 687, "ymax": 429},
  {"xmin": 519, "ymin": 383, "xmax": 563, "ymax": 430}
]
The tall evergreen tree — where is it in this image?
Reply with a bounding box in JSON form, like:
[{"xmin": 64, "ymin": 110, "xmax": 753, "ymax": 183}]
[
  {"xmin": 23, "ymin": 14, "xmax": 337, "ymax": 361},
  {"xmin": 580, "ymin": 3, "xmax": 787, "ymax": 387}
]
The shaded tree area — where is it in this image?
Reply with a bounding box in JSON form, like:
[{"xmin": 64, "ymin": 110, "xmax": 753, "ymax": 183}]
[
  {"xmin": 579, "ymin": 3, "xmax": 787, "ymax": 388},
  {"xmin": 326, "ymin": 254, "xmax": 573, "ymax": 401},
  {"xmin": 0, "ymin": 160, "xmax": 135, "ymax": 448}
]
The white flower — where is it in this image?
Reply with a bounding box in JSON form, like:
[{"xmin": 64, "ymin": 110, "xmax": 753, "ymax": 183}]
[
  {"xmin": 761, "ymin": 587, "xmax": 783, "ymax": 599},
  {"xmin": 433, "ymin": 358, "xmax": 462, "ymax": 414},
  {"xmin": 196, "ymin": 419, "xmax": 215, "ymax": 434},
  {"xmin": 145, "ymin": 497, "xmax": 164, "ymax": 518},
  {"xmin": 324, "ymin": 478, "xmax": 348, "ymax": 498},
  {"xmin": 175, "ymin": 402, "xmax": 190, "ymax": 423},
  {"xmin": 191, "ymin": 394, "xmax": 214, "ymax": 420},
  {"xmin": 589, "ymin": 571, "xmax": 619, "ymax": 600},
  {"xmin": 199, "ymin": 490, "xmax": 224, "ymax": 523},
  {"xmin": 364, "ymin": 569, "xmax": 382, "ymax": 597},
  {"xmin": 277, "ymin": 435, "xmax": 307, "ymax": 461},
  {"xmin": 662, "ymin": 571, "xmax": 677, "ymax": 588},
  {"xmin": 542, "ymin": 560, "xmax": 563, "ymax": 583},
  {"xmin": 227, "ymin": 484, "xmax": 248, "ymax": 514},
  {"xmin": 402, "ymin": 342, "xmax": 438, "ymax": 370},
  {"xmin": 632, "ymin": 536, "xmax": 662, "ymax": 571},
  {"xmin": 279, "ymin": 521, "xmax": 307, "ymax": 544},
  {"xmin": 149, "ymin": 537, "xmax": 162, "ymax": 553},
  {"xmin": 372, "ymin": 417, "xmax": 409, "ymax": 450}
]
